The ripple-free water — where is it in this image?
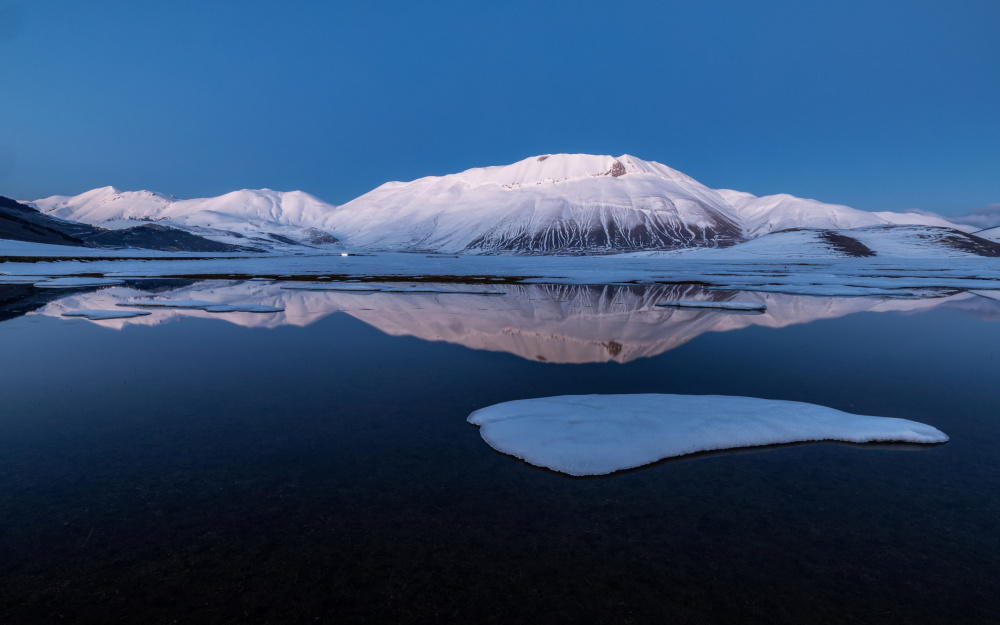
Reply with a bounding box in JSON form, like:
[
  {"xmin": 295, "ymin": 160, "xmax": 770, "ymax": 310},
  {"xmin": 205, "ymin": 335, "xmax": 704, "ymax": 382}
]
[{"xmin": 1, "ymin": 282, "xmax": 998, "ymax": 623}]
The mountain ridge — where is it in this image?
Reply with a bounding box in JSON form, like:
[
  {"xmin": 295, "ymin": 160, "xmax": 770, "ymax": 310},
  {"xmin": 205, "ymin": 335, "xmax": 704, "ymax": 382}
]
[{"xmin": 22, "ymin": 153, "xmax": 977, "ymax": 254}]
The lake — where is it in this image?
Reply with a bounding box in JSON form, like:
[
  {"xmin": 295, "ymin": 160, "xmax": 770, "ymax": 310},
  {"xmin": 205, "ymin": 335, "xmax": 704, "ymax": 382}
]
[{"xmin": 1, "ymin": 280, "xmax": 998, "ymax": 623}]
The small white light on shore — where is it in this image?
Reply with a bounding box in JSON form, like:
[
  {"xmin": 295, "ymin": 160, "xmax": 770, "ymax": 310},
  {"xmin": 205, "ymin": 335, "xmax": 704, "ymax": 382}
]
[{"xmin": 341, "ymin": 253, "xmax": 349, "ymax": 256}]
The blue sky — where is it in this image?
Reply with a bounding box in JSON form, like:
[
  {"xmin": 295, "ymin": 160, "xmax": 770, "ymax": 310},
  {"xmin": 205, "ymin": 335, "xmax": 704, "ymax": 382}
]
[{"xmin": 1, "ymin": 0, "xmax": 997, "ymax": 213}]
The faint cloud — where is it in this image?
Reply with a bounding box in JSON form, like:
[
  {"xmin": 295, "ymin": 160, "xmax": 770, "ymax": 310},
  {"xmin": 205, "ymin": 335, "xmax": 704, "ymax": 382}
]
[
  {"xmin": 948, "ymin": 204, "xmax": 1000, "ymax": 230},
  {"xmin": 901, "ymin": 206, "xmax": 1000, "ymax": 231}
]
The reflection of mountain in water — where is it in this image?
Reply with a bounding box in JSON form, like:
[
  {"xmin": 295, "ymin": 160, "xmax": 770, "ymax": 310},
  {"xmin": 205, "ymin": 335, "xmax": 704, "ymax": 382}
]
[{"xmin": 25, "ymin": 281, "xmax": 1000, "ymax": 364}]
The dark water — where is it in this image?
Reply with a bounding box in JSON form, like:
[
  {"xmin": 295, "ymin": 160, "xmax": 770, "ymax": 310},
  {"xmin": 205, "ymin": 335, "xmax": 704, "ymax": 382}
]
[{"xmin": 1, "ymin": 283, "xmax": 998, "ymax": 624}]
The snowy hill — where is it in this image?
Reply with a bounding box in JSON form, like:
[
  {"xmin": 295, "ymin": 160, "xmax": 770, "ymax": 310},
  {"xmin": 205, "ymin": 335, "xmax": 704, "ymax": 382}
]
[
  {"xmin": 26, "ymin": 153, "xmax": 972, "ymax": 254},
  {"xmin": 716, "ymin": 189, "xmax": 971, "ymax": 237},
  {"xmin": 700, "ymin": 225, "xmax": 1000, "ymax": 259},
  {"xmin": 31, "ymin": 187, "xmax": 340, "ymax": 251},
  {"xmin": 974, "ymin": 226, "xmax": 1000, "ymax": 242}
]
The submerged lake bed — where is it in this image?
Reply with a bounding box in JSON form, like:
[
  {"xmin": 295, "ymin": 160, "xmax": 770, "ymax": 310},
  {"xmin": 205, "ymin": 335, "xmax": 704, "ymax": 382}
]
[{"xmin": 1, "ymin": 279, "xmax": 999, "ymax": 623}]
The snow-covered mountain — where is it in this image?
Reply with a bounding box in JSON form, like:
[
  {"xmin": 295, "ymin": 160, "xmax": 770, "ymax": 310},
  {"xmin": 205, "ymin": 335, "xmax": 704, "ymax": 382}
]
[
  {"xmin": 27, "ymin": 154, "xmax": 973, "ymax": 254},
  {"xmin": 322, "ymin": 154, "xmax": 972, "ymax": 252},
  {"xmin": 323, "ymin": 154, "xmax": 745, "ymax": 252},
  {"xmin": 30, "ymin": 187, "xmax": 340, "ymax": 251}
]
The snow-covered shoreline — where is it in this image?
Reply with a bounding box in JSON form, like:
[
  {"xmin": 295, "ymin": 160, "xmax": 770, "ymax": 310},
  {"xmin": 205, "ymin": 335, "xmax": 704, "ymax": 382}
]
[{"xmin": 3, "ymin": 246, "xmax": 1000, "ymax": 295}]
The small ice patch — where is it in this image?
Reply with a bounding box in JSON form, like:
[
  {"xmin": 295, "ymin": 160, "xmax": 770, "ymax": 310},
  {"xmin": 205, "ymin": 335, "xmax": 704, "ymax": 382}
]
[
  {"xmin": 33, "ymin": 277, "xmax": 125, "ymax": 289},
  {"xmin": 656, "ymin": 300, "xmax": 766, "ymax": 312},
  {"xmin": 116, "ymin": 300, "xmax": 283, "ymax": 313},
  {"xmin": 0, "ymin": 276, "xmax": 46, "ymax": 284},
  {"xmin": 202, "ymin": 304, "xmax": 284, "ymax": 313},
  {"xmin": 279, "ymin": 284, "xmax": 504, "ymax": 295},
  {"xmin": 117, "ymin": 299, "xmax": 222, "ymax": 309},
  {"xmin": 280, "ymin": 284, "xmax": 382, "ymax": 292},
  {"xmin": 468, "ymin": 394, "xmax": 947, "ymax": 476},
  {"xmin": 379, "ymin": 287, "xmax": 505, "ymax": 295},
  {"xmin": 61, "ymin": 309, "xmax": 153, "ymax": 320}
]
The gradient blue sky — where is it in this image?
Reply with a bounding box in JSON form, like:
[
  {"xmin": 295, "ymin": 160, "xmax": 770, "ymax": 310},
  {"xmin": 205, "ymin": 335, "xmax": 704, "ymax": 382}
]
[{"xmin": 1, "ymin": 0, "xmax": 997, "ymax": 213}]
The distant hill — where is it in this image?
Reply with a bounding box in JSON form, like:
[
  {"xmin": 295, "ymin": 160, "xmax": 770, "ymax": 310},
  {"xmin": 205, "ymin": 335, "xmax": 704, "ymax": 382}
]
[{"xmin": 0, "ymin": 195, "xmax": 249, "ymax": 252}]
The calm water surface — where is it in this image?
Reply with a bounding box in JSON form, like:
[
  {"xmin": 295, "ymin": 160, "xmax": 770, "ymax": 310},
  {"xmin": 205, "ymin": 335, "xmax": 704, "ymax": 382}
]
[{"xmin": 1, "ymin": 282, "xmax": 998, "ymax": 623}]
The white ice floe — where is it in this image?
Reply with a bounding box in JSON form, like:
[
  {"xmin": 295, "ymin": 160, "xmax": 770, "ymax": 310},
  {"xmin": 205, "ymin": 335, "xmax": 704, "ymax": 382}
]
[
  {"xmin": 201, "ymin": 304, "xmax": 285, "ymax": 313},
  {"xmin": 279, "ymin": 283, "xmax": 504, "ymax": 295},
  {"xmin": 117, "ymin": 299, "xmax": 221, "ymax": 308},
  {"xmin": 61, "ymin": 309, "xmax": 152, "ymax": 320},
  {"xmin": 379, "ymin": 287, "xmax": 505, "ymax": 295},
  {"xmin": 33, "ymin": 277, "xmax": 125, "ymax": 288},
  {"xmin": 467, "ymin": 394, "xmax": 948, "ymax": 476},
  {"xmin": 656, "ymin": 300, "xmax": 766, "ymax": 312},
  {"xmin": 280, "ymin": 284, "xmax": 382, "ymax": 292},
  {"xmin": 116, "ymin": 299, "xmax": 283, "ymax": 313},
  {"xmin": 0, "ymin": 276, "xmax": 46, "ymax": 284}
]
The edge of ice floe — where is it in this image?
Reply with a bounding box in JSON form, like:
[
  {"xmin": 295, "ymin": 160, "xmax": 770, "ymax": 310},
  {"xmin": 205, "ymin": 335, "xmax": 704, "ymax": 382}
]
[
  {"xmin": 61, "ymin": 309, "xmax": 153, "ymax": 320},
  {"xmin": 115, "ymin": 300, "xmax": 284, "ymax": 313},
  {"xmin": 656, "ymin": 300, "xmax": 766, "ymax": 311},
  {"xmin": 467, "ymin": 394, "xmax": 948, "ymax": 476},
  {"xmin": 279, "ymin": 283, "xmax": 504, "ymax": 295}
]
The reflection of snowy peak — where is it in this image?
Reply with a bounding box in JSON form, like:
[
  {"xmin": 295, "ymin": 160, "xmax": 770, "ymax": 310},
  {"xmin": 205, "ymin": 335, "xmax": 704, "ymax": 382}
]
[
  {"xmin": 34, "ymin": 281, "xmax": 992, "ymax": 363},
  {"xmin": 29, "ymin": 154, "xmax": 971, "ymax": 254}
]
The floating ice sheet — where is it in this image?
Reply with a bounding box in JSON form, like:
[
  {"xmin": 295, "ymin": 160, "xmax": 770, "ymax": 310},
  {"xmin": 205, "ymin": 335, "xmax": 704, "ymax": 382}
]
[
  {"xmin": 279, "ymin": 283, "xmax": 504, "ymax": 295},
  {"xmin": 468, "ymin": 394, "xmax": 948, "ymax": 476},
  {"xmin": 202, "ymin": 304, "xmax": 284, "ymax": 313},
  {"xmin": 280, "ymin": 284, "xmax": 382, "ymax": 292},
  {"xmin": 117, "ymin": 299, "xmax": 221, "ymax": 308},
  {"xmin": 707, "ymin": 285, "xmax": 919, "ymax": 297},
  {"xmin": 656, "ymin": 300, "xmax": 766, "ymax": 312},
  {"xmin": 0, "ymin": 276, "xmax": 46, "ymax": 284},
  {"xmin": 61, "ymin": 309, "xmax": 152, "ymax": 320},
  {"xmin": 33, "ymin": 277, "xmax": 125, "ymax": 289},
  {"xmin": 116, "ymin": 299, "xmax": 283, "ymax": 313}
]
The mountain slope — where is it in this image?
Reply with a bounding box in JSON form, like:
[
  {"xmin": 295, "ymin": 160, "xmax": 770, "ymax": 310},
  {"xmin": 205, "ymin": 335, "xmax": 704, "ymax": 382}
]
[
  {"xmin": 31, "ymin": 187, "xmax": 340, "ymax": 250},
  {"xmin": 974, "ymin": 225, "xmax": 1000, "ymax": 242},
  {"xmin": 1, "ymin": 194, "xmax": 248, "ymax": 252},
  {"xmin": 704, "ymin": 225, "xmax": 1000, "ymax": 258},
  {"xmin": 322, "ymin": 154, "xmax": 745, "ymax": 253},
  {"xmin": 26, "ymin": 154, "xmax": 970, "ymax": 255},
  {"xmin": 324, "ymin": 154, "xmax": 969, "ymax": 253},
  {"xmin": 716, "ymin": 189, "xmax": 974, "ymax": 236}
]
